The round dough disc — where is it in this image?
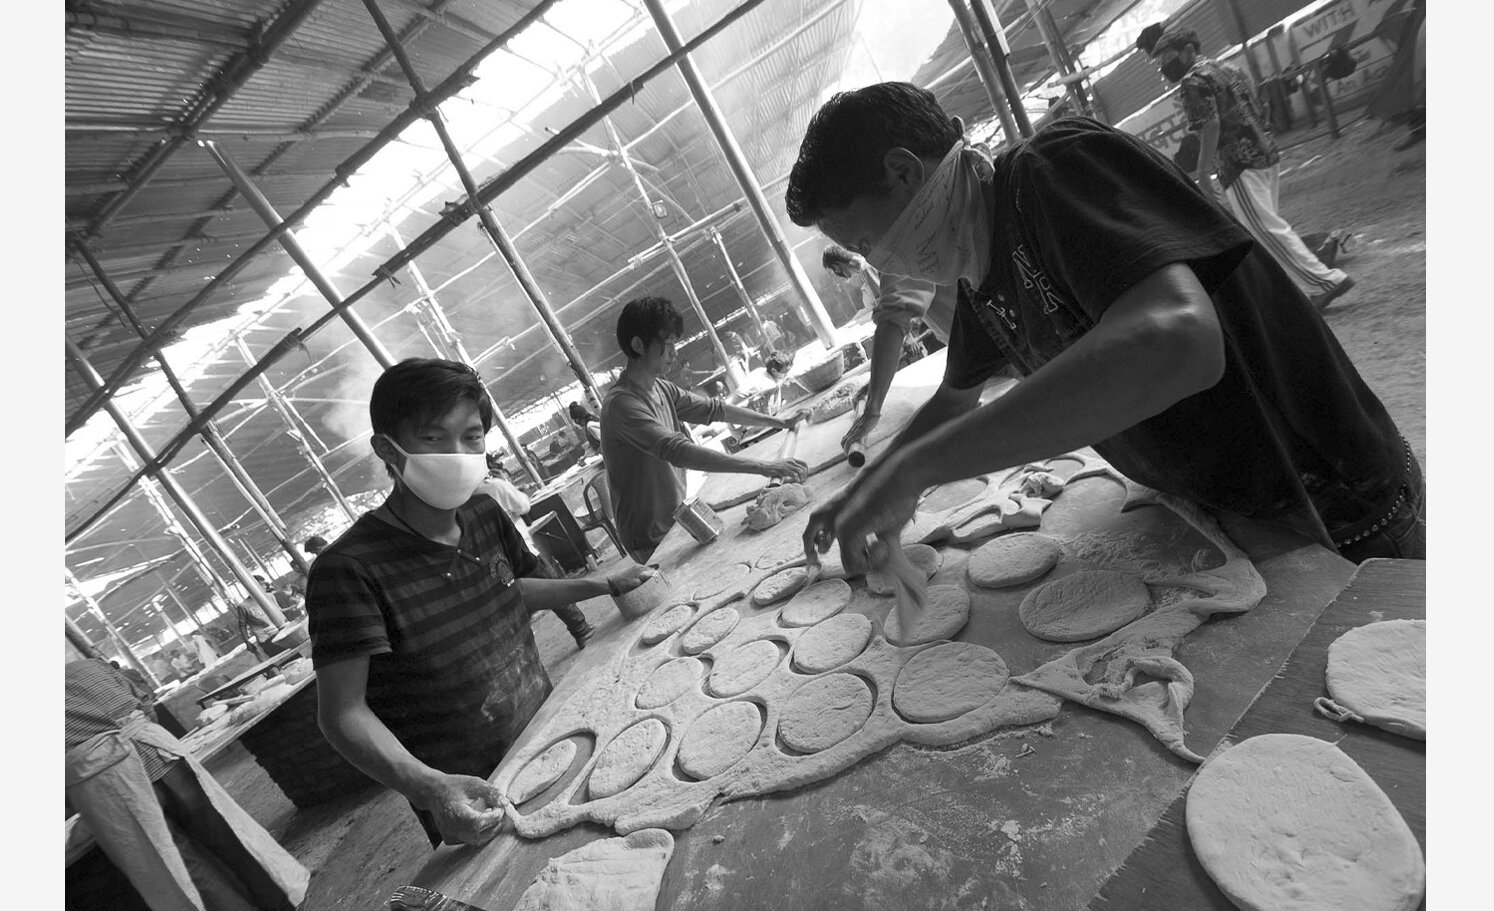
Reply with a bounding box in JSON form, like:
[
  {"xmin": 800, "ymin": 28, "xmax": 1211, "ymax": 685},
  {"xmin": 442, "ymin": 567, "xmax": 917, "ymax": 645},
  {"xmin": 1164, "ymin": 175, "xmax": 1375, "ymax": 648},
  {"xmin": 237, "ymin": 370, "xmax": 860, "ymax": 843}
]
[
  {"xmin": 588, "ymin": 718, "xmax": 668, "ymax": 800},
  {"xmin": 792, "ymin": 613, "xmax": 873, "ymax": 673},
  {"xmin": 967, "ymin": 533, "xmax": 1062, "ymax": 589},
  {"xmin": 1324, "ymin": 619, "xmax": 1426, "ymax": 738},
  {"xmin": 640, "ymin": 603, "xmax": 695, "ymax": 646},
  {"xmin": 892, "ymin": 642, "xmax": 1008, "ymax": 723},
  {"xmin": 919, "ymin": 478, "xmax": 990, "ymax": 515},
  {"xmin": 509, "ymin": 739, "xmax": 578, "ymax": 804},
  {"xmin": 867, "ymin": 543, "xmax": 942, "ymax": 595},
  {"xmin": 635, "ymin": 656, "xmax": 706, "ymax": 710},
  {"xmin": 752, "ymin": 567, "xmax": 808, "ymax": 606},
  {"xmin": 680, "ymin": 607, "xmax": 740, "ymax": 655},
  {"xmin": 779, "ymin": 673, "xmax": 874, "ymax": 753},
  {"xmin": 884, "ymin": 584, "xmax": 970, "ymax": 646},
  {"xmin": 1018, "ymin": 570, "xmax": 1150, "ymax": 642},
  {"xmin": 1186, "ymin": 733, "xmax": 1425, "ymax": 911},
  {"xmin": 780, "ymin": 579, "xmax": 853, "ymax": 627},
  {"xmin": 693, "ymin": 562, "xmax": 752, "ymax": 600},
  {"xmin": 707, "ymin": 639, "xmax": 782, "ymax": 697},
  {"xmin": 676, "ymin": 701, "xmax": 763, "ymax": 779}
]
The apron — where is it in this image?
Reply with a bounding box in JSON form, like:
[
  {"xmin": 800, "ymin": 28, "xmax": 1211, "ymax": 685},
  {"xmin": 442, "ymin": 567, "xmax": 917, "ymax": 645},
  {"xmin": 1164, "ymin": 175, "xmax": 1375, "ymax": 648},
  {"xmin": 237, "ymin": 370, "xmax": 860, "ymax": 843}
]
[{"xmin": 65, "ymin": 712, "xmax": 309, "ymax": 911}]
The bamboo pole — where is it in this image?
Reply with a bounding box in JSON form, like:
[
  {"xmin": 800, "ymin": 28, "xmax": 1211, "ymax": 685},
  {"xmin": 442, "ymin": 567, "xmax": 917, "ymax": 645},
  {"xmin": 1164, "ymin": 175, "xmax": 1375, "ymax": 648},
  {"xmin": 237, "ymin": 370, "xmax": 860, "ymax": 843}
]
[
  {"xmin": 640, "ymin": 0, "xmax": 839, "ymax": 350},
  {"xmin": 946, "ymin": 0, "xmax": 1021, "ymax": 142},
  {"xmin": 65, "ymin": 569, "xmax": 160, "ymax": 689},
  {"xmin": 967, "ymin": 0, "xmax": 1034, "ymax": 137}
]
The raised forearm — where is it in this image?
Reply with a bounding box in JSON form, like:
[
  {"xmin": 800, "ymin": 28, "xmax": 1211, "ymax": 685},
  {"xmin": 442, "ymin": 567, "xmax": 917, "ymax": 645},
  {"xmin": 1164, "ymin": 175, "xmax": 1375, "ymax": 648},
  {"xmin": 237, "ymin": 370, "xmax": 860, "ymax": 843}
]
[
  {"xmin": 665, "ymin": 440, "xmax": 771, "ymax": 475},
  {"xmin": 519, "ymin": 576, "xmax": 609, "ymax": 610},
  {"xmin": 864, "ymin": 321, "xmax": 907, "ymax": 415}
]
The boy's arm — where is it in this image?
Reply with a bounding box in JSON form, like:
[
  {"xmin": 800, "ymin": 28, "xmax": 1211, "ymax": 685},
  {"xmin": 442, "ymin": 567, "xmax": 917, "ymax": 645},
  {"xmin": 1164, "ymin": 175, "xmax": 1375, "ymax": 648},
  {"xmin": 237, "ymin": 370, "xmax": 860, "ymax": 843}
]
[{"xmin": 316, "ymin": 656, "xmax": 506, "ymax": 845}]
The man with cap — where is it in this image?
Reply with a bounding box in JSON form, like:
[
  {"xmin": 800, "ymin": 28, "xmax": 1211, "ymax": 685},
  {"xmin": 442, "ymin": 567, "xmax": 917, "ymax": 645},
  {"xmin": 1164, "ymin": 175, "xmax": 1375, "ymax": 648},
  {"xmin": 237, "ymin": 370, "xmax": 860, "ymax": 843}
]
[{"xmin": 1148, "ymin": 24, "xmax": 1356, "ymax": 311}]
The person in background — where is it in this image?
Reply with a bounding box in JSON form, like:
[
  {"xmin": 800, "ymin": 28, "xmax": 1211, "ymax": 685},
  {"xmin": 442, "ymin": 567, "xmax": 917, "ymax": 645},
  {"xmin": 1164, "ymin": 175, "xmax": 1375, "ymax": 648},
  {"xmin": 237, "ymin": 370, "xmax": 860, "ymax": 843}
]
[
  {"xmin": 110, "ymin": 659, "xmax": 151, "ymax": 697},
  {"xmin": 66, "ymin": 654, "xmax": 310, "ymax": 910},
  {"xmin": 567, "ymin": 401, "xmax": 603, "ymax": 454},
  {"xmin": 601, "ymin": 297, "xmax": 810, "ymax": 562},
  {"xmin": 308, "ymin": 358, "xmax": 654, "ymax": 847},
  {"xmin": 761, "ymin": 317, "xmax": 786, "ymax": 352},
  {"xmin": 304, "ymin": 535, "xmax": 328, "ymax": 557},
  {"xmin": 1148, "ymin": 26, "xmax": 1356, "ymax": 310},
  {"xmin": 786, "ymin": 82, "xmax": 1420, "ymax": 573},
  {"xmin": 475, "ymin": 452, "xmax": 597, "ymax": 649}
]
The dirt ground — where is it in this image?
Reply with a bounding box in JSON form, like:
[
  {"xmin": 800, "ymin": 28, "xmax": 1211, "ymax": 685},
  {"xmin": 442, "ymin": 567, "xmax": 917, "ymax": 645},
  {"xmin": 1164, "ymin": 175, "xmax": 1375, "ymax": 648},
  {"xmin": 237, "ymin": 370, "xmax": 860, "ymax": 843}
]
[{"xmin": 198, "ymin": 110, "xmax": 1426, "ymax": 911}]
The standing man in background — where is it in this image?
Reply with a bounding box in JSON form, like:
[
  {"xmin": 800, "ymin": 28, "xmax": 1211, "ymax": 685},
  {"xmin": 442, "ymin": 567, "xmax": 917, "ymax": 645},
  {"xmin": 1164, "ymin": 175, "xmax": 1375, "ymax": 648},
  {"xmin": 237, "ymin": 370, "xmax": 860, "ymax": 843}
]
[{"xmin": 1149, "ymin": 25, "xmax": 1356, "ymax": 310}]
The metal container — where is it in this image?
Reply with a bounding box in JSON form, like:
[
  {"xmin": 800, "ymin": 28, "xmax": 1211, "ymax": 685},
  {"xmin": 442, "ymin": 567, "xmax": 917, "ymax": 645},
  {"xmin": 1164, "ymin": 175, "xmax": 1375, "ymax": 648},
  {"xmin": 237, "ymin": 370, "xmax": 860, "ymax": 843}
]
[
  {"xmin": 672, "ymin": 496, "xmax": 724, "ymax": 544},
  {"xmin": 613, "ymin": 569, "xmax": 672, "ymax": 621}
]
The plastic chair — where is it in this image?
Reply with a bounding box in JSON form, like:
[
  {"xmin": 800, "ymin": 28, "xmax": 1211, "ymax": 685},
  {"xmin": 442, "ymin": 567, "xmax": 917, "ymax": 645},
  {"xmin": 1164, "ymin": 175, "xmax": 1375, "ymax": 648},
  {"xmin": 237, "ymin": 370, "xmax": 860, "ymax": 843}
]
[{"xmin": 581, "ymin": 470, "xmax": 626, "ymax": 559}]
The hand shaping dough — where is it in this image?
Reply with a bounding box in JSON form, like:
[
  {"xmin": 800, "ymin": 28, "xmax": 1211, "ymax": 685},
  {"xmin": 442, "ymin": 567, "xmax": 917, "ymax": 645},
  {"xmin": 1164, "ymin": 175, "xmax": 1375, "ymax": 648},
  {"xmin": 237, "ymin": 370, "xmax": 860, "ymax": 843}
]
[
  {"xmin": 967, "ymin": 533, "xmax": 1062, "ymax": 589},
  {"xmin": 792, "ymin": 613, "xmax": 873, "ymax": 673},
  {"xmin": 1314, "ymin": 619, "xmax": 1426, "ymax": 739},
  {"xmin": 680, "ymin": 607, "xmax": 740, "ymax": 654},
  {"xmin": 1018, "ymin": 569, "xmax": 1150, "ymax": 642},
  {"xmin": 677, "ymin": 701, "xmax": 763, "ymax": 779},
  {"xmin": 866, "ymin": 543, "xmax": 942, "ymax": 595},
  {"xmin": 640, "ymin": 603, "xmax": 695, "ymax": 646},
  {"xmin": 778, "ymin": 673, "xmax": 875, "ymax": 753},
  {"xmin": 514, "ymin": 828, "xmax": 676, "ymax": 911},
  {"xmin": 1186, "ymin": 734, "xmax": 1425, "ymax": 911},
  {"xmin": 893, "ymin": 643, "xmax": 1008, "ymax": 723},
  {"xmin": 509, "ymin": 739, "xmax": 578, "ymax": 804},
  {"xmin": 884, "ymin": 584, "xmax": 971, "ymax": 646},
  {"xmin": 780, "ymin": 579, "xmax": 853, "ymax": 627}
]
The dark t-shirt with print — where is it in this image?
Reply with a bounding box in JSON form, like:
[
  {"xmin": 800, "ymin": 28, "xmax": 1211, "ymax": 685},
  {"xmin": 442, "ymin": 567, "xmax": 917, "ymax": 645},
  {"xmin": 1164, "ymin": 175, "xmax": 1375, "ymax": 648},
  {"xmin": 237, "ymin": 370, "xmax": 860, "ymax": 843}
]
[{"xmin": 943, "ymin": 118, "xmax": 1404, "ymax": 548}]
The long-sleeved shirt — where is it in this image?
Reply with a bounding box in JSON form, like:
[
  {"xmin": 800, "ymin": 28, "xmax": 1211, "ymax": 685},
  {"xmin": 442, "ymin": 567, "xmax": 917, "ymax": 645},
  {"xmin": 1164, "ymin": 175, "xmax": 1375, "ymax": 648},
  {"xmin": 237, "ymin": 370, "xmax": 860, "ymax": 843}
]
[{"xmin": 599, "ymin": 376, "xmax": 725, "ymax": 557}]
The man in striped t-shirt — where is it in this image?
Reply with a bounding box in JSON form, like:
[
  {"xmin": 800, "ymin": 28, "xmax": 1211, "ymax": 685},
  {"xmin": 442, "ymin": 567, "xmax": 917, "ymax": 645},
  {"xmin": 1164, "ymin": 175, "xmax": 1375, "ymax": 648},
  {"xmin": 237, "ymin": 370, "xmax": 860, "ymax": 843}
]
[{"xmin": 308, "ymin": 359, "xmax": 653, "ymax": 848}]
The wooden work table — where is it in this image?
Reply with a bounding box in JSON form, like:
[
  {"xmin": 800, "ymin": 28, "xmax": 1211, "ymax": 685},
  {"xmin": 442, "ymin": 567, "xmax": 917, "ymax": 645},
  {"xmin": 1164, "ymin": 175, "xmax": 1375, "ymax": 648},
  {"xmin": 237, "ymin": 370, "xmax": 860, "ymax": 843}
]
[{"xmin": 405, "ymin": 356, "xmax": 1376, "ymax": 910}]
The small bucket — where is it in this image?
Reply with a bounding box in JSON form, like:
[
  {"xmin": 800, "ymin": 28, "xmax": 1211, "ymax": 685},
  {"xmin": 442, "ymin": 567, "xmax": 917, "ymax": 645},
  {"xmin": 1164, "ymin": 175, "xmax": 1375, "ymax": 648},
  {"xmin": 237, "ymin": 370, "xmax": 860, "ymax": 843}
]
[
  {"xmin": 613, "ymin": 568, "xmax": 673, "ymax": 621},
  {"xmin": 672, "ymin": 497, "xmax": 724, "ymax": 545}
]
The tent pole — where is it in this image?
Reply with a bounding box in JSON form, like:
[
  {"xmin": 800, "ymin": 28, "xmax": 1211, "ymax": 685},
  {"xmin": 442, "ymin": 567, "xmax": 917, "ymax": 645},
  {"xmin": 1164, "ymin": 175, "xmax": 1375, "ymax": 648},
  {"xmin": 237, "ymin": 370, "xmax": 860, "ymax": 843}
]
[
  {"xmin": 640, "ymin": 0, "xmax": 840, "ymax": 350},
  {"xmin": 155, "ymin": 570, "xmax": 210, "ymax": 637},
  {"xmin": 967, "ymin": 0, "xmax": 1034, "ymax": 137},
  {"xmin": 1032, "ymin": 5, "xmax": 1096, "ymax": 119},
  {"xmin": 362, "ymin": 0, "xmax": 604, "ymax": 414},
  {"xmin": 946, "ymin": 0, "xmax": 1021, "ymax": 141},
  {"xmin": 65, "ymin": 569, "xmax": 161, "ymax": 689},
  {"xmin": 709, "ymin": 228, "xmax": 769, "ymax": 343},
  {"xmin": 67, "ymin": 338, "xmax": 289, "ymax": 629}
]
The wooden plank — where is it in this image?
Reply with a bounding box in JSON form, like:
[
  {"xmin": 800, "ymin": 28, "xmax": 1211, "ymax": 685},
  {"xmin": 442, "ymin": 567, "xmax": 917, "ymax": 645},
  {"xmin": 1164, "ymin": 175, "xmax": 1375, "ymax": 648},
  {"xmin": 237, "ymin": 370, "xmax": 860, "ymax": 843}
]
[{"xmin": 1089, "ymin": 559, "xmax": 1426, "ymax": 911}]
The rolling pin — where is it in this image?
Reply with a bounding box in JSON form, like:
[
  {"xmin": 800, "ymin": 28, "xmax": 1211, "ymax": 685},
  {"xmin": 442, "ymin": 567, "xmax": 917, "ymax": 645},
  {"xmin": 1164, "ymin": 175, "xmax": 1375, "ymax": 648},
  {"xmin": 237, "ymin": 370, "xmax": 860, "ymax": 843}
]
[
  {"xmin": 845, "ymin": 386, "xmax": 873, "ymax": 468},
  {"xmin": 767, "ymin": 410, "xmax": 809, "ymax": 489}
]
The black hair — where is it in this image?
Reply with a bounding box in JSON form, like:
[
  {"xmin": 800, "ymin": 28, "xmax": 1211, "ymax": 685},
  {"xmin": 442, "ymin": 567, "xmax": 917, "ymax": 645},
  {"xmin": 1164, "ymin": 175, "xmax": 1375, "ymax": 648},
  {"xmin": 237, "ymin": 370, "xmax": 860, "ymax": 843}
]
[
  {"xmin": 1155, "ymin": 26, "xmax": 1200, "ymax": 56},
  {"xmin": 1136, "ymin": 23, "xmax": 1166, "ymax": 56},
  {"xmin": 304, "ymin": 535, "xmax": 328, "ymax": 554},
  {"xmin": 368, "ymin": 358, "xmax": 493, "ymax": 439},
  {"xmin": 785, "ymin": 82, "xmax": 961, "ymax": 227},
  {"xmin": 568, "ymin": 401, "xmax": 597, "ymax": 425},
  {"xmin": 616, "ymin": 296, "xmax": 685, "ymax": 359},
  {"xmin": 822, "ymin": 245, "xmax": 858, "ymax": 272}
]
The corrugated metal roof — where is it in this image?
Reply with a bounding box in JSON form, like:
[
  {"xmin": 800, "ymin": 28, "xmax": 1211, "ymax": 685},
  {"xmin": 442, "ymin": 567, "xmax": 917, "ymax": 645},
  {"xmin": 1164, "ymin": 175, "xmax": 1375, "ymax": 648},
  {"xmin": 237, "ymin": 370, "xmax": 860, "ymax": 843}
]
[{"xmin": 65, "ymin": 0, "xmax": 867, "ymax": 649}]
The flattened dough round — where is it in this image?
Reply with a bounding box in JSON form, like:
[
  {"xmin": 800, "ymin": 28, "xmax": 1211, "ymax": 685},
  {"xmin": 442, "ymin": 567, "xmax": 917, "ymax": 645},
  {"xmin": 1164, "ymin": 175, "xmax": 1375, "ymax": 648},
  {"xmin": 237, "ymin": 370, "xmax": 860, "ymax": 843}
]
[
  {"xmin": 792, "ymin": 613, "xmax": 873, "ymax": 673},
  {"xmin": 1324, "ymin": 619, "xmax": 1426, "ymax": 739},
  {"xmin": 680, "ymin": 607, "xmax": 740, "ymax": 654},
  {"xmin": 893, "ymin": 643, "xmax": 1008, "ymax": 723},
  {"xmin": 752, "ymin": 567, "xmax": 808, "ymax": 606},
  {"xmin": 884, "ymin": 584, "xmax": 970, "ymax": 646},
  {"xmin": 676, "ymin": 701, "xmax": 763, "ymax": 779},
  {"xmin": 635, "ymin": 657, "xmax": 706, "ymax": 709},
  {"xmin": 588, "ymin": 718, "xmax": 668, "ymax": 800},
  {"xmin": 707, "ymin": 639, "xmax": 782, "ymax": 697},
  {"xmin": 640, "ymin": 603, "xmax": 695, "ymax": 646},
  {"xmin": 867, "ymin": 544, "xmax": 942, "ymax": 595},
  {"xmin": 1018, "ymin": 570, "xmax": 1149, "ymax": 642},
  {"xmin": 510, "ymin": 739, "xmax": 577, "ymax": 804},
  {"xmin": 967, "ymin": 533, "xmax": 1061, "ymax": 589},
  {"xmin": 779, "ymin": 673, "xmax": 874, "ymax": 753},
  {"xmin": 1186, "ymin": 733, "xmax": 1425, "ymax": 911},
  {"xmin": 693, "ymin": 562, "xmax": 752, "ymax": 600},
  {"xmin": 780, "ymin": 579, "xmax": 853, "ymax": 627}
]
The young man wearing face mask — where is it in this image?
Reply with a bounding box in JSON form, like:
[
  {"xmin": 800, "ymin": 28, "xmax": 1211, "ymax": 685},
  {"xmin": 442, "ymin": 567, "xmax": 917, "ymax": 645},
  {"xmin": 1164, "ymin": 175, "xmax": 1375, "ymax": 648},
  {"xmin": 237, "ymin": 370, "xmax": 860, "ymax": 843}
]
[
  {"xmin": 306, "ymin": 358, "xmax": 654, "ymax": 848},
  {"xmin": 1149, "ymin": 26, "xmax": 1355, "ymax": 311},
  {"xmin": 601, "ymin": 296, "xmax": 810, "ymax": 562},
  {"xmin": 787, "ymin": 82, "xmax": 1422, "ymax": 577}
]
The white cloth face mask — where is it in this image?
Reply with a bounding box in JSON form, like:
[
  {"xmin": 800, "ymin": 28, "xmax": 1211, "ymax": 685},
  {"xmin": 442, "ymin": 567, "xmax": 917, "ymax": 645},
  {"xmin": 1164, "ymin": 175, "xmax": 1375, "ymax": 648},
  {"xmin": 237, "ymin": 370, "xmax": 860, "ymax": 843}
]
[
  {"xmin": 382, "ymin": 436, "xmax": 489, "ymax": 510},
  {"xmin": 865, "ymin": 141, "xmax": 993, "ymax": 286}
]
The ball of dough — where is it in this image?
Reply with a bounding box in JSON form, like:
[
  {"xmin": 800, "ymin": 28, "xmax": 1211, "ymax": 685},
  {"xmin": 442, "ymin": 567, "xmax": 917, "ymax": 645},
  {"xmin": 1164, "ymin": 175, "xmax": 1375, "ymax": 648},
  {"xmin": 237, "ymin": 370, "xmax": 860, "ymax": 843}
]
[
  {"xmin": 778, "ymin": 673, "xmax": 874, "ymax": 753},
  {"xmin": 708, "ymin": 640, "xmax": 783, "ymax": 697},
  {"xmin": 792, "ymin": 613, "xmax": 873, "ymax": 673},
  {"xmin": 680, "ymin": 607, "xmax": 740, "ymax": 654},
  {"xmin": 510, "ymin": 739, "xmax": 578, "ymax": 804},
  {"xmin": 892, "ymin": 642, "xmax": 1008, "ymax": 723},
  {"xmin": 780, "ymin": 579, "xmax": 853, "ymax": 627},
  {"xmin": 884, "ymin": 584, "xmax": 970, "ymax": 646},
  {"xmin": 589, "ymin": 719, "xmax": 668, "ymax": 800},
  {"xmin": 635, "ymin": 657, "xmax": 706, "ymax": 710},
  {"xmin": 752, "ymin": 567, "xmax": 808, "ymax": 606},
  {"xmin": 640, "ymin": 603, "xmax": 695, "ymax": 646},
  {"xmin": 677, "ymin": 701, "xmax": 763, "ymax": 779}
]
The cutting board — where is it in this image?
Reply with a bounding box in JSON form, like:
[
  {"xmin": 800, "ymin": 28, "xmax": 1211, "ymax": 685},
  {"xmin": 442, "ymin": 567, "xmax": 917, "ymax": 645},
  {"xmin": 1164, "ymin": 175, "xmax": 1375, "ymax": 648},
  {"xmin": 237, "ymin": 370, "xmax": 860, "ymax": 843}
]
[{"xmin": 1088, "ymin": 558, "xmax": 1426, "ymax": 911}]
